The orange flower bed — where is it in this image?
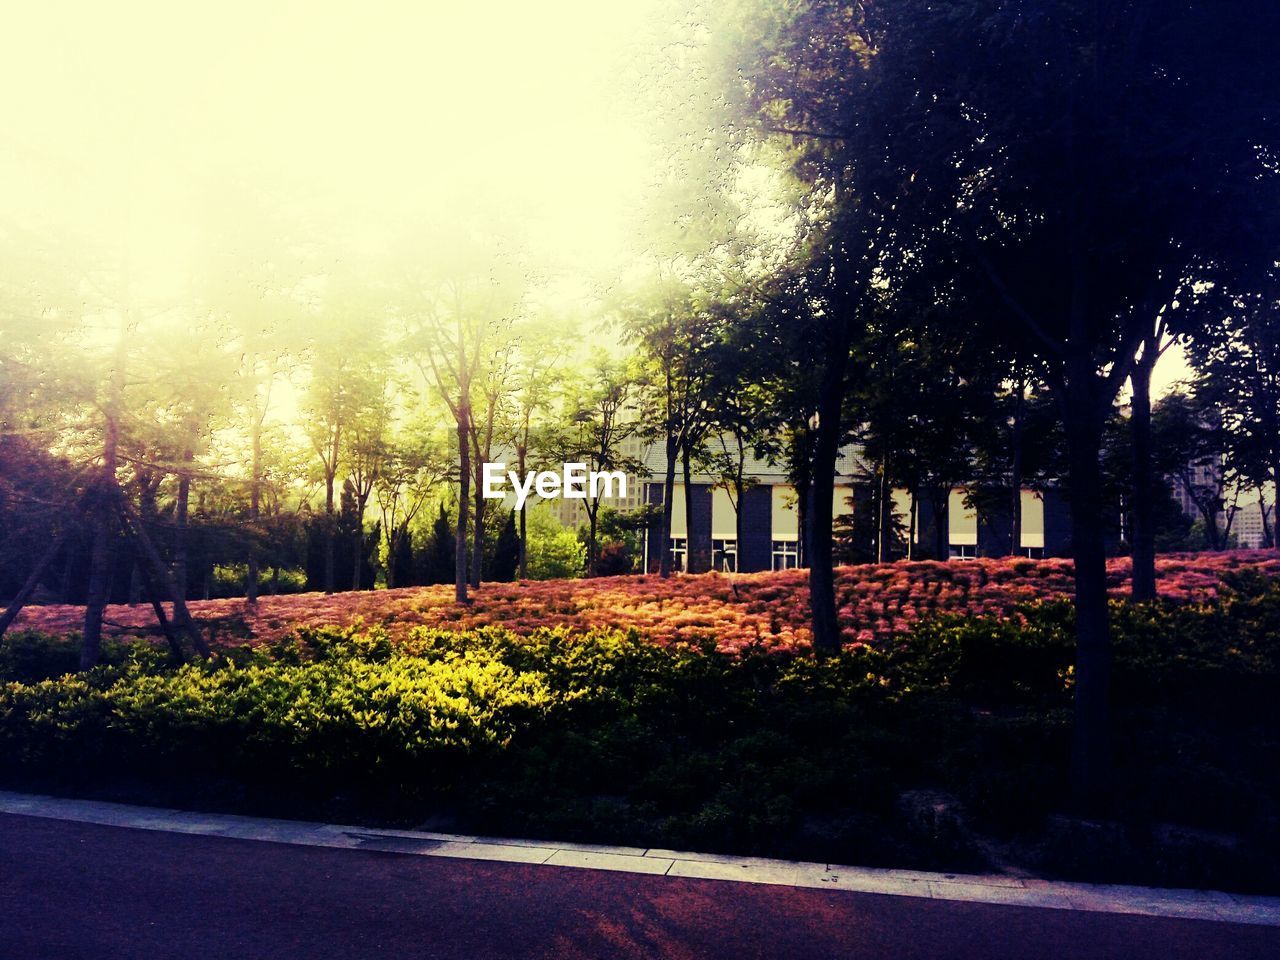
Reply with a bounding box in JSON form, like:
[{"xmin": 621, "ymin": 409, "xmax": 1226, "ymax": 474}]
[{"xmin": 11, "ymin": 551, "xmax": 1280, "ymax": 655}]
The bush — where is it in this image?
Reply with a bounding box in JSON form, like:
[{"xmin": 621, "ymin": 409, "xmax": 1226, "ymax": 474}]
[
  {"xmin": 0, "ymin": 625, "xmax": 553, "ymax": 800},
  {"xmin": 0, "ymin": 631, "xmax": 138, "ymax": 683},
  {"xmin": 2, "ymin": 577, "xmax": 1279, "ymax": 889},
  {"xmin": 212, "ymin": 564, "xmax": 308, "ymax": 598},
  {"xmin": 526, "ymin": 528, "xmax": 586, "ymax": 580}
]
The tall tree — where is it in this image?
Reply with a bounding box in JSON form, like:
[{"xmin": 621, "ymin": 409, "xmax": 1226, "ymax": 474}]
[
  {"xmin": 1152, "ymin": 385, "xmax": 1244, "ymax": 551},
  {"xmin": 1186, "ymin": 269, "xmax": 1280, "ymax": 551},
  {"xmin": 549, "ymin": 359, "xmax": 645, "ymax": 576},
  {"xmin": 506, "ymin": 323, "xmax": 565, "ymax": 579},
  {"xmin": 375, "ymin": 412, "xmax": 451, "ymax": 589},
  {"xmin": 725, "ymin": 0, "xmax": 1279, "ymax": 807},
  {"xmin": 889, "ymin": 0, "xmax": 1278, "ymax": 805},
  {"xmin": 404, "ymin": 250, "xmax": 526, "ymax": 603},
  {"xmin": 345, "ymin": 372, "xmax": 391, "ymax": 590}
]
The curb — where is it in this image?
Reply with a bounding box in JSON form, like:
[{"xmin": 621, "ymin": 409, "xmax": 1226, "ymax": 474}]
[{"xmin": 1, "ymin": 790, "xmax": 1277, "ymax": 926}]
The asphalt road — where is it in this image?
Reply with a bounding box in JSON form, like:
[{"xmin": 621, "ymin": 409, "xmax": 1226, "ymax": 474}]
[{"xmin": 1, "ymin": 813, "xmax": 1276, "ymax": 960}]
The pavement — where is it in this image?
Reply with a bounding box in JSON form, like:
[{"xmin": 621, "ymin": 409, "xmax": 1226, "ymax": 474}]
[{"xmin": 0, "ymin": 791, "xmax": 1278, "ymax": 959}]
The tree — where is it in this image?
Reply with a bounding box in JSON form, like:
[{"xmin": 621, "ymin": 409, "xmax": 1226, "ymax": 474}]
[
  {"xmin": 725, "ymin": 0, "xmax": 1280, "ymax": 808},
  {"xmin": 302, "ymin": 320, "xmax": 372, "ymax": 594},
  {"xmin": 404, "ymin": 254, "xmax": 525, "ymax": 603},
  {"xmin": 548, "ymin": 359, "xmax": 645, "ymax": 576},
  {"xmin": 375, "ymin": 413, "xmax": 451, "ymax": 589},
  {"xmin": 416, "ymin": 504, "xmax": 457, "ymax": 586},
  {"xmin": 724, "ymin": 0, "xmax": 933, "ymax": 650},
  {"xmin": 506, "ymin": 323, "xmax": 565, "ymax": 579},
  {"xmin": 1186, "ymin": 269, "xmax": 1280, "ymax": 551},
  {"xmin": 912, "ymin": 0, "xmax": 1278, "ymax": 806},
  {"xmin": 523, "ymin": 506, "xmax": 587, "ymax": 580},
  {"xmin": 466, "ymin": 333, "xmax": 515, "ymax": 588},
  {"xmin": 490, "ymin": 512, "xmax": 520, "ymax": 582},
  {"xmin": 344, "ymin": 373, "xmax": 392, "ymax": 590},
  {"xmin": 625, "ymin": 273, "xmax": 711, "ymax": 576},
  {"xmin": 1152, "ymin": 386, "xmax": 1243, "ymax": 551}
]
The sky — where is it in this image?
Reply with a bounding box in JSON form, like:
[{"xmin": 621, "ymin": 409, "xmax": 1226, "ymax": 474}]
[
  {"xmin": 0, "ymin": 2, "xmax": 1196, "ymax": 401},
  {"xmin": 0, "ymin": 1, "xmax": 685, "ymax": 304}
]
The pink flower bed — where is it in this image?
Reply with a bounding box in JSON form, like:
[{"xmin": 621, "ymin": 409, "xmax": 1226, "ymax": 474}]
[{"xmin": 11, "ymin": 551, "xmax": 1280, "ymax": 655}]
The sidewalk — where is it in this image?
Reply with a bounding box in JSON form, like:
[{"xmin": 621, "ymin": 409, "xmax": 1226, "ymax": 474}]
[{"xmin": 2, "ymin": 789, "xmax": 1275, "ymax": 927}]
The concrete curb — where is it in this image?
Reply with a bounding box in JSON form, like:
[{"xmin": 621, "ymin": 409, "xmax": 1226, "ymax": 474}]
[{"xmin": 2, "ymin": 790, "xmax": 1276, "ymax": 926}]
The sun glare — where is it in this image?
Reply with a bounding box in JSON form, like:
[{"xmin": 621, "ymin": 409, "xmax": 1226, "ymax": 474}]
[{"xmin": 0, "ymin": 1, "xmax": 680, "ymax": 299}]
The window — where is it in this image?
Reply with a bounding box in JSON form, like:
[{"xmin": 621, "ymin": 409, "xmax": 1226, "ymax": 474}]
[
  {"xmin": 771, "ymin": 539, "xmax": 798, "ymax": 570},
  {"xmin": 669, "ymin": 537, "xmax": 687, "ymax": 572},
  {"xmin": 712, "ymin": 538, "xmax": 738, "ymax": 573},
  {"xmin": 1021, "ymin": 546, "xmax": 1044, "ymax": 559},
  {"xmin": 949, "ymin": 543, "xmax": 977, "ymax": 560}
]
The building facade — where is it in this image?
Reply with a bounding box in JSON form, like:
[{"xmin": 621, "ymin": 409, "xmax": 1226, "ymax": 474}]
[{"xmin": 638, "ymin": 444, "xmax": 1076, "ymax": 574}]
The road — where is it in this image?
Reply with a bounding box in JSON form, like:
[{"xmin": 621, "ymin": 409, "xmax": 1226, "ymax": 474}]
[{"xmin": 1, "ymin": 813, "xmax": 1275, "ymax": 959}]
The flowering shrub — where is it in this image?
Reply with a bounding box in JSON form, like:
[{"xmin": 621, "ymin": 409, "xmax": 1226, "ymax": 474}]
[
  {"xmin": 3, "ymin": 587, "xmax": 1280, "ymax": 889},
  {"xmin": 11, "ymin": 550, "xmax": 1280, "ymax": 655}
]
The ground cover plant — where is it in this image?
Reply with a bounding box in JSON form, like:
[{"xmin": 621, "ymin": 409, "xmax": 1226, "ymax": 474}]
[
  {"xmin": 9, "ymin": 551, "xmax": 1279, "ymax": 655},
  {"xmin": 3, "ymin": 558, "xmax": 1278, "ymax": 893}
]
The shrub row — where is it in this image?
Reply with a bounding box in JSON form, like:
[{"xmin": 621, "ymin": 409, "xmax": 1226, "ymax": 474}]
[{"xmin": 2, "ymin": 576, "xmax": 1278, "ymax": 889}]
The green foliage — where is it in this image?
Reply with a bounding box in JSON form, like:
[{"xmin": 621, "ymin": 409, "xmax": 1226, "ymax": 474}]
[
  {"xmin": 0, "ymin": 631, "xmax": 142, "ymax": 683},
  {"xmin": 489, "ymin": 512, "xmax": 520, "ymax": 582},
  {"xmin": 3, "ymin": 579, "xmax": 1280, "ymax": 888},
  {"xmin": 0, "ymin": 624, "xmax": 551, "ymax": 797},
  {"xmin": 524, "ymin": 512, "xmax": 586, "ymax": 580},
  {"xmin": 415, "ymin": 504, "xmax": 455, "ymax": 586},
  {"xmin": 212, "ymin": 564, "xmax": 308, "ymax": 598}
]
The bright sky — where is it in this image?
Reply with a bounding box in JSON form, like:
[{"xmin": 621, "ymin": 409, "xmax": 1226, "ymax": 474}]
[
  {"xmin": 0, "ymin": 1, "xmax": 683, "ymax": 301},
  {"xmin": 0, "ymin": 4, "xmax": 1199, "ymax": 405}
]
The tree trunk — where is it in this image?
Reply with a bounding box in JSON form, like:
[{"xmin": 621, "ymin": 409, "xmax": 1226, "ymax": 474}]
[
  {"xmin": 1273, "ymin": 452, "xmax": 1280, "ymax": 551},
  {"xmin": 351, "ymin": 502, "xmax": 364, "ymax": 590},
  {"xmin": 1064, "ymin": 409, "xmax": 1113, "ymax": 813},
  {"xmin": 120, "ymin": 496, "xmax": 212, "ymax": 659},
  {"xmin": 796, "ymin": 475, "xmax": 810, "ymax": 569},
  {"xmin": 129, "ymin": 541, "xmax": 185, "ymax": 662},
  {"xmin": 932, "ymin": 487, "xmax": 949, "ymax": 561},
  {"xmin": 0, "ymin": 523, "xmax": 74, "ymax": 639},
  {"xmin": 454, "ymin": 412, "xmax": 470, "ymax": 603},
  {"xmin": 1129, "ymin": 349, "xmax": 1157, "ymax": 601},
  {"xmin": 81, "ymin": 488, "xmax": 115, "ymax": 671},
  {"xmin": 384, "ymin": 528, "xmax": 397, "ymax": 590},
  {"xmin": 60, "ymin": 536, "xmax": 77, "ymax": 604},
  {"xmin": 82, "ymin": 398, "xmax": 121, "ymax": 671},
  {"xmin": 734, "ymin": 478, "xmax": 745, "ymax": 571},
  {"xmin": 809, "ymin": 415, "xmax": 842, "ymax": 654},
  {"xmin": 128, "ymin": 558, "xmax": 143, "ymax": 605},
  {"xmin": 470, "ymin": 489, "xmax": 484, "ymax": 589},
  {"xmin": 908, "ymin": 489, "xmax": 918, "ymax": 561},
  {"xmin": 876, "ymin": 453, "xmax": 891, "ymax": 563},
  {"xmin": 247, "ymin": 412, "xmax": 262, "ymax": 603},
  {"xmin": 682, "ymin": 444, "xmax": 699, "ymax": 573},
  {"xmin": 1009, "ymin": 380, "xmax": 1026, "ymax": 557},
  {"xmin": 658, "ymin": 432, "xmax": 677, "ymax": 577},
  {"xmin": 173, "ymin": 448, "xmax": 193, "ymax": 601},
  {"xmin": 323, "ymin": 470, "xmax": 336, "ymax": 594},
  {"xmin": 810, "ymin": 334, "xmax": 850, "ymax": 654},
  {"xmin": 517, "ymin": 442, "xmax": 528, "ymax": 579},
  {"xmin": 587, "ymin": 505, "xmax": 599, "ymax": 576}
]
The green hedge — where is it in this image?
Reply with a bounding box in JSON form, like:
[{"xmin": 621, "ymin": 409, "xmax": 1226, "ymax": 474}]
[{"xmin": 2, "ymin": 578, "xmax": 1279, "ymax": 890}]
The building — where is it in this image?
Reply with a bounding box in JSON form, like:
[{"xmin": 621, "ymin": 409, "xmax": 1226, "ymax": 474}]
[
  {"xmin": 638, "ymin": 442, "xmax": 1075, "ymax": 573},
  {"xmin": 1233, "ymin": 496, "xmax": 1271, "ymax": 549},
  {"xmin": 551, "ymin": 434, "xmax": 648, "ymax": 527},
  {"xmin": 640, "ymin": 445, "xmax": 866, "ymax": 573}
]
